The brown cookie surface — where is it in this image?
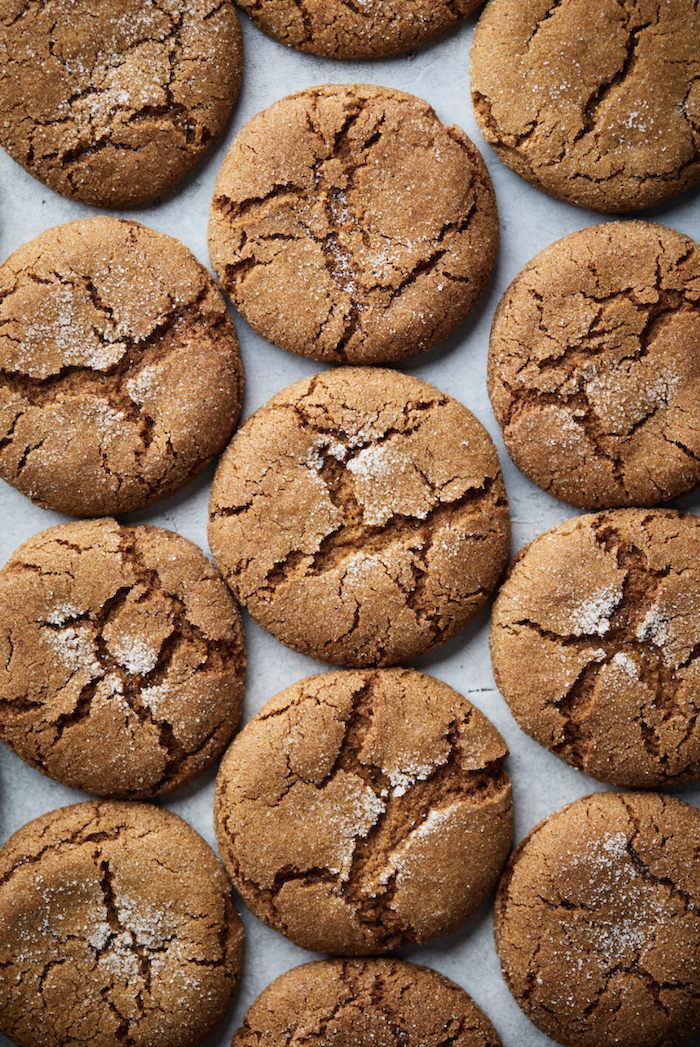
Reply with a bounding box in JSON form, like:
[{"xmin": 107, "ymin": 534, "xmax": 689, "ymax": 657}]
[
  {"xmin": 471, "ymin": 0, "xmax": 700, "ymax": 213},
  {"xmin": 494, "ymin": 791, "xmax": 700, "ymax": 1047},
  {"xmin": 0, "ymin": 800, "xmax": 244, "ymax": 1047},
  {"xmin": 0, "ymin": 518, "xmax": 246, "ymax": 798},
  {"xmin": 0, "ymin": 0, "xmax": 243, "ymax": 206},
  {"xmin": 232, "ymin": 959, "xmax": 502, "ymax": 1047},
  {"xmin": 215, "ymin": 668, "xmax": 513, "ymax": 955},
  {"xmin": 0, "ymin": 217, "xmax": 244, "ymax": 516},
  {"xmin": 488, "ymin": 221, "xmax": 700, "ymax": 508},
  {"xmin": 208, "ymin": 368, "xmax": 510, "ymax": 667},
  {"xmin": 208, "ymin": 84, "xmax": 498, "ymax": 365}
]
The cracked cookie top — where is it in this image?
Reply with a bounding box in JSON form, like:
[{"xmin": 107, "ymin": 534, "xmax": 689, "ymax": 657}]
[
  {"xmin": 214, "ymin": 668, "xmax": 513, "ymax": 955},
  {"xmin": 470, "ymin": 0, "xmax": 700, "ymax": 213},
  {"xmin": 494, "ymin": 791, "xmax": 700, "ymax": 1047},
  {"xmin": 0, "ymin": 800, "xmax": 244, "ymax": 1047},
  {"xmin": 208, "ymin": 368, "xmax": 511, "ymax": 667},
  {"xmin": 0, "ymin": 217, "xmax": 245, "ymax": 517},
  {"xmin": 0, "ymin": 518, "xmax": 246, "ymax": 798},
  {"xmin": 0, "ymin": 0, "xmax": 243, "ymax": 206},
  {"xmin": 488, "ymin": 221, "xmax": 700, "ymax": 509},
  {"xmin": 232, "ymin": 958, "xmax": 502, "ymax": 1047},
  {"xmin": 207, "ymin": 84, "xmax": 498, "ymax": 365}
]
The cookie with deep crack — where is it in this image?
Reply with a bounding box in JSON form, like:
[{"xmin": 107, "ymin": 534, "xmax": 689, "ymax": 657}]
[
  {"xmin": 0, "ymin": 217, "xmax": 245, "ymax": 516},
  {"xmin": 214, "ymin": 668, "xmax": 513, "ymax": 954},
  {"xmin": 0, "ymin": 518, "xmax": 246, "ymax": 798},
  {"xmin": 208, "ymin": 84, "xmax": 498, "ymax": 365},
  {"xmin": 208, "ymin": 368, "xmax": 511, "ymax": 667},
  {"xmin": 0, "ymin": 800, "xmax": 244, "ymax": 1047},
  {"xmin": 232, "ymin": 958, "xmax": 503, "ymax": 1047},
  {"xmin": 494, "ymin": 791, "xmax": 700, "ymax": 1047},
  {"xmin": 488, "ymin": 221, "xmax": 700, "ymax": 508},
  {"xmin": 471, "ymin": 0, "xmax": 700, "ymax": 213},
  {"xmin": 0, "ymin": 0, "xmax": 243, "ymax": 206}
]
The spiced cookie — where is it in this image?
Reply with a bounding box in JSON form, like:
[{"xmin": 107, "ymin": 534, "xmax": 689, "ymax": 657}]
[
  {"xmin": 0, "ymin": 800, "xmax": 244, "ymax": 1047},
  {"xmin": 0, "ymin": 518, "xmax": 246, "ymax": 798},
  {"xmin": 0, "ymin": 217, "xmax": 244, "ymax": 516},
  {"xmin": 214, "ymin": 668, "xmax": 513, "ymax": 955},
  {"xmin": 208, "ymin": 84, "xmax": 498, "ymax": 365},
  {"xmin": 488, "ymin": 222, "xmax": 700, "ymax": 508},
  {"xmin": 471, "ymin": 0, "xmax": 700, "ymax": 213},
  {"xmin": 233, "ymin": 959, "xmax": 502, "ymax": 1047},
  {"xmin": 494, "ymin": 791, "xmax": 700, "ymax": 1047},
  {"xmin": 208, "ymin": 368, "xmax": 510, "ymax": 667},
  {"xmin": 0, "ymin": 0, "xmax": 243, "ymax": 206}
]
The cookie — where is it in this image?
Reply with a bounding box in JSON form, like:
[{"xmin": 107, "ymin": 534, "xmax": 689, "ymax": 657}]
[
  {"xmin": 214, "ymin": 667, "xmax": 513, "ymax": 955},
  {"xmin": 0, "ymin": 0, "xmax": 242, "ymax": 206},
  {"xmin": 208, "ymin": 84, "xmax": 498, "ymax": 365},
  {"xmin": 232, "ymin": 959, "xmax": 502, "ymax": 1047},
  {"xmin": 0, "ymin": 800, "xmax": 244, "ymax": 1047},
  {"xmin": 494, "ymin": 791, "xmax": 700, "ymax": 1047},
  {"xmin": 0, "ymin": 518, "xmax": 246, "ymax": 799},
  {"xmin": 0, "ymin": 217, "xmax": 244, "ymax": 516},
  {"xmin": 471, "ymin": 0, "xmax": 700, "ymax": 213},
  {"xmin": 208, "ymin": 368, "xmax": 510, "ymax": 667},
  {"xmin": 488, "ymin": 221, "xmax": 700, "ymax": 508}
]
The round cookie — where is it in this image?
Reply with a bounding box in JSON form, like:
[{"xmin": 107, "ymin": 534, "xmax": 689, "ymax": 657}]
[
  {"xmin": 0, "ymin": 217, "xmax": 244, "ymax": 516},
  {"xmin": 214, "ymin": 668, "xmax": 513, "ymax": 955},
  {"xmin": 490, "ymin": 508, "xmax": 700, "ymax": 788},
  {"xmin": 232, "ymin": 959, "xmax": 502, "ymax": 1047},
  {"xmin": 208, "ymin": 368, "xmax": 511, "ymax": 667},
  {"xmin": 494, "ymin": 791, "xmax": 700, "ymax": 1047},
  {"xmin": 470, "ymin": 0, "xmax": 700, "ymax": 213},
  {"xmin": 488, "ymin": 221, "xmax": 700, "ymax": 508},
  {"xmin": 0, "ymin": 0, "xmax": 243, "ymax": 207},
  {"xmin": 0, "ymin": 518, "xmax": 246, "ymax": 799},
  {"xmin": 208, "ymin": 84, "xmax": 498, "ymax": 365},
  {"xmin": 0, "ymin": 800, "xmax": 244, "ymax": 1047}
]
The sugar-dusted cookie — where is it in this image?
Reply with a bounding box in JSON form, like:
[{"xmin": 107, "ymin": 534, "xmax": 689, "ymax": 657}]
[
  {"xmin": 471, "ymin": 0, "xmax": 700, "ymax": 213},
  {"xmin": 495, "ymin": 791, "xmax": 700, "ymax": 1047},
  {"xmin": 215, "ymin": 668, "xmax": 513, "ymax": 954},
  {"xmin": 0, "ymin": 0, "xmax": 243, "ymax": 206},
  {"xmin": 0, "ymin": 518, "xmax": 246, "ymax": 798},
  {"xmin": 208, "ymin": 84, "xmax": 498, "ymax": 365},
  {"xmin": 488, "ymin": 222, "xmax": 700, "ymax": 508},
  {"xmin": 208, "ymin": 368, "xmax": 510, "ymax": 667},
  {"xmin": 0, "ymin": 217, "xmax": 244, "ymax": 516},
  {"xmin": 0, "ymin": 801, "xmax": 244, "ymax": 1047}
]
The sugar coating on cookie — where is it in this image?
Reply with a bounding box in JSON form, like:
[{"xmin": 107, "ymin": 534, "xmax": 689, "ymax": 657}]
[
  {"xmin": 0, "ymin": 0, "xmax": 243, "ymax": 206},
  {"xmin": 233, "ymin": 959, "xmax": 502, "ymax": 1047},
  {"xmin": 208, "ymin": 368, "xmax": 510, "ymax": 667},
  {"xmin": 0, "ymin": 801, "xmax": 244, "ymax": 1047},
  {"xmin": 215, "ymin": 668, "xmax": 513, "ymax": 955},
  {"xmin": 471, "ymin": 0, "xmax": 700, "ymax": 213},
  {"xmin": 488, "ymin": 221, "xmax": 700, "ymax": 508},
  {"xmin": 0, "ymin": 518, "xmax": 246, "ymax": 798},
  {"xmin": 495, "ymin": 791, "xmax": 700, "ymax": 1047},
  {"xmin": 208, "ymin": 84, "xmax": 498, "ymax": 365},
  {"xmin": 0, "ymin": 217, "xmax": 244, "ymax": 516}
]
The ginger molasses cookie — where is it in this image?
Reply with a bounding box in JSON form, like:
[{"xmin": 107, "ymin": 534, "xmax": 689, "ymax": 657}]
[
  {"xmin": 215, "ymin": 668, "xmax": 513, "ymax": 955},
  {"xmin": 488, "ymin": 222, "xmax": 700, "ymax": 508},
  {"xmin": 208, "ymin": 368, "xmax": 510, "ymax": 667},
  {"xmin": 491, "ymin": 509, "xmax": 700, "ymax": 788},
  {"xmin": 0, "ymin": 0, "xmax": 242, "ymax": 206},
  {"xmin": 495, "ymin": 791, "xmax": 700, "ymax": 1047},
  {"xmin": 0, "ymin": 801, "xmax": 244, "ymax": 1047},
  {"xmin": 0, "ymin": 217, "xmax": 244, "ymax": 516},
  {"xmin": 208, "ymin": 84, "xmax": 498, "ymax": 365},
  {"xmin": 471, "ymin": 0, "xmax": 700, "ymax": 213},
  {"xmin": 233, "ymin": 959, "xmax": 502, "ymax": 1047},
  {"xmin": 0, "ymin": 518, "xmax": 246, "ymax": 798}
]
